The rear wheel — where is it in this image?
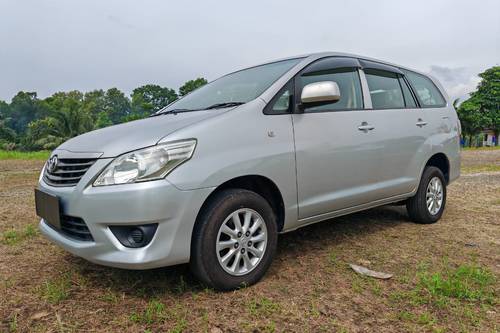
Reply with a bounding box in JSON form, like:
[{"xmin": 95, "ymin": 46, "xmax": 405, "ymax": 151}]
[
  {"xmin": 190, "ymin": 189, "xmax": 277, "ymax": 290},
  {"xmin": 406, "ymin": 166, "xmax": 447, "ymax": 224}
]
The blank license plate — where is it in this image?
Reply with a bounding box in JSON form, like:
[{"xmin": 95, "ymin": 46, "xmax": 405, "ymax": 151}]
[{"xmin": 35, "ymin": 188, "xmax": 61, "ymax": 229}]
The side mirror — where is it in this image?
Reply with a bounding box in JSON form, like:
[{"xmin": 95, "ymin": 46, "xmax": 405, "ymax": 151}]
[{"xmin": 300, "ymin": 81, "xmax": 341, "ymax": 105}]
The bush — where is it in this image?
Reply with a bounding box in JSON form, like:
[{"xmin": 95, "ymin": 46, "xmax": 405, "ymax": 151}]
[{"xmin": 0, "ymin": 141, "xmax": 16, "ymax": 151}]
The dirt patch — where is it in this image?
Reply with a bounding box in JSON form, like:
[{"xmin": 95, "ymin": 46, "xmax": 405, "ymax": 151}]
[{"xmin": 1, "ymin": 150, "xmax": 499, "ymax": 332}]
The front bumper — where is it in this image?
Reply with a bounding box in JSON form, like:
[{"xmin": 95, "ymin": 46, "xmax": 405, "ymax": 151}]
[{"xmin": 38, "ymin": 158, "xmax": 214, "ymax": 269}]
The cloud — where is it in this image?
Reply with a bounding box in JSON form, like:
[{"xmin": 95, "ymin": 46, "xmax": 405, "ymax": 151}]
[
  {"xmin": 1, "ymin": 0, "xmax": 499, "ymax": 101},
  {"xmin": 446, "ymin": 77, "xmax": 481, "ymax": 102},
  {"xmin": 429, "ymin": 66, "xmax": 468, "ymax": 83},
  {"xmin": 106, "ymin": 15, "xmax": 137, "ymax": 30},
  {"xmin": 428, "ymin": 65, "xmax": 480, "ymax": 102}
]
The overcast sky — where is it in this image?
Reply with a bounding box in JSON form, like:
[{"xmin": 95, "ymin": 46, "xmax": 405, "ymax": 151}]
[{"xmin": 1, "ymin": 0, "xmax": 499, "ymax": 102}]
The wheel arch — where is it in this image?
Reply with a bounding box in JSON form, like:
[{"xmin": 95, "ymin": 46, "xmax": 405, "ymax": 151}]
[
  {"xmin": 193, "ymin": 175, "xmax": 285, "ymax": 234},
  {"xmin": 423, "ymin": 152, "xmax": 450, "ymax": 184}
]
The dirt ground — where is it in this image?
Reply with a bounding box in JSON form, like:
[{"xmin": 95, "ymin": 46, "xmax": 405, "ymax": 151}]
[{"xmin": 1, "ymin": 150, "xmax": 499, "ymax": 332}]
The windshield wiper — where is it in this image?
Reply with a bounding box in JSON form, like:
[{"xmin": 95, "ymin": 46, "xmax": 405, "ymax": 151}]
[
  {"xmin": 151, "ymin": 102, "xmax": 245, "ymax": 117},
  {"xmin": 150, "ymin": 108, "xmax": 194, "ymax": 117},
  {"xmin": 204, "ymin": 102, "xmax": 245, "ymax": 109}
]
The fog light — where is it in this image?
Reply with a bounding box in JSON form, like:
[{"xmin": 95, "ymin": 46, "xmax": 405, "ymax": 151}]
[
  {"xmin": 109, "ymin": 224, "xmax": 158, "ymax": 248},
  {"xmin": 129, "ymin": 228, "xmax": 144, "ymax": 244}
]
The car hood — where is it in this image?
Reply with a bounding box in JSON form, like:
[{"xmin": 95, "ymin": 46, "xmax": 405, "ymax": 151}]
[{"xmin": 56, "ymin": 110, "xmax": 222, "ymax": 158}]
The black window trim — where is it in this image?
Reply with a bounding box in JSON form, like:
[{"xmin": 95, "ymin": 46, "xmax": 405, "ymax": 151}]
[
  {"xmin": 359, "ymin": 59, "xmax": 404, "ymax": 75},
  {"xmin": 399, "ymin": 75, "xmax": 420, "ymax": 108}
]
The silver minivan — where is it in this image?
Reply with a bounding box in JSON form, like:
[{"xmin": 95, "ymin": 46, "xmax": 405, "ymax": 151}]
[{"xmin": 36, "ymin": 52, "xmax": 460, "ymax": 290}]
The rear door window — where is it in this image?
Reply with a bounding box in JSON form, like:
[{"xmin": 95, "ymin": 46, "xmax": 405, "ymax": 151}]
[
  {"xmin": 403, "ymin": 70, "xmax": 446, "ymax": 107},
  {"xmin": 364, "ymin": 69, "xmax": 405, "ymax": 109}
]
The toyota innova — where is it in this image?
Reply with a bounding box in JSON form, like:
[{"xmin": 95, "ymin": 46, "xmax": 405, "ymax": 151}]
[{"xmin": 36, "ymin": 52, "xmax": 460, "ymax": 290}]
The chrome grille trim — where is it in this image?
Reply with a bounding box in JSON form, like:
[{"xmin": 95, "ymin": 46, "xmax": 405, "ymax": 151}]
[{"xmin": 43, "ymin": 158, "xmax": 97, "ymax": 187}]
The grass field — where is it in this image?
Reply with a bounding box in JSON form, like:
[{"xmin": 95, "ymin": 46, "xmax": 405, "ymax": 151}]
[
  {"xmin": 0, "ymin": 150, "xmax": 499, "ymax": 332},
  {"xmin": 0, "ymin": 151, "xmax": 50, "ymax": 160}
]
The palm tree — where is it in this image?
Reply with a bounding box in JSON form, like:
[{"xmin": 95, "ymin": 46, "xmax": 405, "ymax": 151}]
[{"xmin": 25, "ymin": 92, "xmax": 94, "ymax": 150}]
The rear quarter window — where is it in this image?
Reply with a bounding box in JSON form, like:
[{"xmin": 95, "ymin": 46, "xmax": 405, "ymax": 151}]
[{"xmin": 403, "ymin": 70, "xmax": 446, "ymax": 107}]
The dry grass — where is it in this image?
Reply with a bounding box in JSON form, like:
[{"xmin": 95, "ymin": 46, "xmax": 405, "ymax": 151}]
[{"xmin": 0, "ymin": 151, "xmax": 499, "ymax": 332}]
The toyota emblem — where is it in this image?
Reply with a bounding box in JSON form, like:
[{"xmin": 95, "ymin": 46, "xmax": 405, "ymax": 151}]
[{"xmin": 47, "ymin": 155, "xmax": 58, "ymax": 172}]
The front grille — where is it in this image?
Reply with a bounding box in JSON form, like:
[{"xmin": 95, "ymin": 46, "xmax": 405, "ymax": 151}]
[
  {"xmin": 44, "ymin": 158, "xmax": 96, "ymax": 187},
  {"xmin": 60, "ymin": 215, "xmax": 94, "ymax": 241}
]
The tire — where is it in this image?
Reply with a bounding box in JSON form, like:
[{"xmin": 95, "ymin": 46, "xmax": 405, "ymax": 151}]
[
  {"xmin": 190, "ymin": 189, "xmax": 278, "ymax": 291},
  {"xmin": 406, "ymin": 166, "xmax": 447, "ymax": 224}
]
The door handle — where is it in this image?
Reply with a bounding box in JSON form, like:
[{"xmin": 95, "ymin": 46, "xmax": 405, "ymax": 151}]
[
  {"xmin": 416, "ymin": 118, "xmax": 428, "ymax": 127},
  {"xmin": 358, "ymin": 122, "xmax": 375, "ymax": 132}
]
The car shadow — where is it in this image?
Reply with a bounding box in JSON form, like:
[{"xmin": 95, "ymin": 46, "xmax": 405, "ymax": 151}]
[{"xmin": 67, "ymin": 205, "xmax": 410, "ymax": 297}]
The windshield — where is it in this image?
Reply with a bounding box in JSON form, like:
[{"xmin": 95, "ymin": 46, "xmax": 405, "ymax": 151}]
[{"xmin": 160, "ymin": 58, "xmax": 302, "ymax": 112}]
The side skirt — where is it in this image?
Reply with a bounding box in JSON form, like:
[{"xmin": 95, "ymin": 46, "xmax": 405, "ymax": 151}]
[{"xmin": 281, "ymin": 192, "xmax": 413, "ymax": 233}]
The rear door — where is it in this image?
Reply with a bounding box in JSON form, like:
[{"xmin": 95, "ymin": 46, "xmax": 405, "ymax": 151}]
[{"xmin": 360, "ymin": 61, "xmax": 426, "ymax": 198}]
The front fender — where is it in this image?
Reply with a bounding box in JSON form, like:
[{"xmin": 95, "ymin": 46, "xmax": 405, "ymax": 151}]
[{"xmin": 163, "ymin": 100, "xmax": 299, "ymax": 229}]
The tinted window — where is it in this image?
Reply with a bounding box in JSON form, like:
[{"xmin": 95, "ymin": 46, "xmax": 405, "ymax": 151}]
[
  {"xmin": 399, "ymin": 77, "xmax": 417, "ymax": 108},
  {"xmin": 365, "ymin": 69, "xmax": 405, "ymax": 109},
  {"xmin": 403, "ymin": 70, "xmax": 446, "ymax": 107},
  {"xmin": 299, "ymin": 68, "xmax": 363, "ymax": 112}
]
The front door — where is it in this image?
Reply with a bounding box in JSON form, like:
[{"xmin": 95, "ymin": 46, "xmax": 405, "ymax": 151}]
[{"xmin": 292, "ymin": 57, "xmax": 380, "ymax": 219}]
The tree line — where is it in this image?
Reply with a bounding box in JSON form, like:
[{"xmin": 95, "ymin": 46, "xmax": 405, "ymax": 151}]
[
  {"xmin": 0, "ymin": 78, "xmax": 207, "ymax": 151},
  {"xmin": 456, "ymin": 66, "xmax": 499, "ymax": 146}
]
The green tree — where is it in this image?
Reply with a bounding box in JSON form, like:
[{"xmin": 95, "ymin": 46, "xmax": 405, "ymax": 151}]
[
  {"xmin": 0, "ymin": 101, "xmax": 17, "ymax": 149},
  {"xmin": 131, "ymin": 84, "xmax": 177, "ymax": 118},
  {"xmin": 470, "ymin": 66, "xmax": 499, "ymax": 145},
  {"xmin": 5, "ymin": 92, "xmax": 45, "ymax": 134},
  {"xmin": 0, "ymin": 119, "xmax": 17, "ymax": 147},
  {"xmin": 25, "ymin": 91, "xmax": 93, "ymax": 150},
  {"xmin": 104, "ymin": 88, "xmax": 131, "ymax": 123},
  {"xmin": 82, "ymin": 89, "xmax": 107, "ymax": 117},
  {"xmin": 82, "ymin": 88, "xmax": 131, "ymax": 125},
  {"xmin": 458, "ymin": 96, "xmax": 484, "ymax": 146},
  {"xmin": 457, "ymin": 66, "xmax": 500, "ymax": 146},
  {"xmin": 179, "ymin": 77, "xmax": 207, "ymax": 96},
  {"xmin": 0, "ymin": 100, "xmax": 9, "ymax": 117},
  {"xmin": 94, "ymin": 111, "xmax": 113, "ymax": 129}
]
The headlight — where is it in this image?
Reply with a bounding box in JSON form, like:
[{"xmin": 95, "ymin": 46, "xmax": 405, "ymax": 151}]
[{"xmin": 93, "ymin": 139, "xmax": 196, "ymax": 186}]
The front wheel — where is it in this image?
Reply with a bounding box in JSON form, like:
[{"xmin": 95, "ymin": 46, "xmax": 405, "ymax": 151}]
[
  {"xmin": 190, "ymin": 189, "xmax": 277, "ymax": 290},
  {"xmin": 406, "ymin": 166, "xmax": 447, "ymax": 224}
]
